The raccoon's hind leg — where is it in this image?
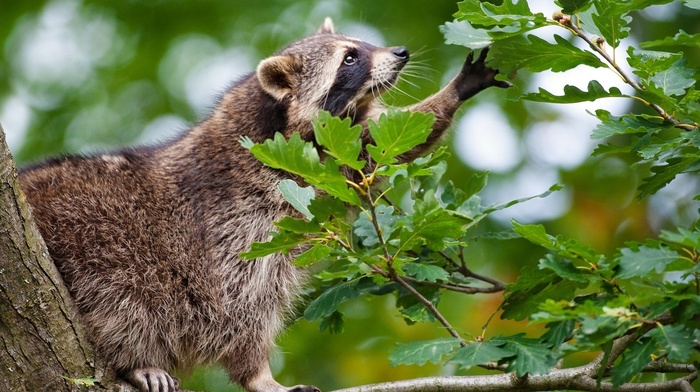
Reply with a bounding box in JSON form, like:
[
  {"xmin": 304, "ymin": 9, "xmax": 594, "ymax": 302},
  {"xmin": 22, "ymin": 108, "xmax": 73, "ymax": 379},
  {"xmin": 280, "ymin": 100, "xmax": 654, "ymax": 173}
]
[
  {"xmin": 228, "ymin": 356, "xmax": 320, "ymax": 392},
  {"xmin": 122, "ymin": 367, "xmax": 179, "ymax": 392}
]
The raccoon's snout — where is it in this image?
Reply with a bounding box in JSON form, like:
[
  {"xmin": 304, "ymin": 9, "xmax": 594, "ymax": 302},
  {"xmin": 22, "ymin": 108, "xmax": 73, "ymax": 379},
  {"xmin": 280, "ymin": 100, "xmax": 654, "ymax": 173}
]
[{"xmin": 392, "ymin": 46, "xmax": 409, "ymax": 62}]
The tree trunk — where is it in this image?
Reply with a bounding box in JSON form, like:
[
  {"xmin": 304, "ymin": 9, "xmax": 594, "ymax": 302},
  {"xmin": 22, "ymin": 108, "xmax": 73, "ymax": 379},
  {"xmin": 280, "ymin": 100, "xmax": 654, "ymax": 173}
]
[{"xmin": 0, "ymin": 124, "xmax": 126, "ymax": 391}]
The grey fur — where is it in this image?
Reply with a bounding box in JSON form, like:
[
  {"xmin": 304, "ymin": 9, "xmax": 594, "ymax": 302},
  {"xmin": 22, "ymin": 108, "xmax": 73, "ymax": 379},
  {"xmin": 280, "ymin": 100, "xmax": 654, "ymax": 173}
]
[{"xmin": 19, "ymin": 19, "xmax": 507, "ymax": 392}]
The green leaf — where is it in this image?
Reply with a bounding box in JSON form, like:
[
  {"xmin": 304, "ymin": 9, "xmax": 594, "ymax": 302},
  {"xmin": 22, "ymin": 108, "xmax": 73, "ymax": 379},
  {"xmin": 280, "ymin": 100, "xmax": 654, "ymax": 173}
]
[
  {"xmin": 512, "ymin": 221, "xmax": 555, "ymax": 249},
  {"xmin": 497, "ymin": 335, "xmax": 557, "ymax": 376},
  {"xmin": 637, "ymin": 136, "xmax": 685, "ymax": 160},
  {"xmin": 412, "ymin": 161, "xmax": 448, "ymax": 201},
  {"xmin": 353, "ymin": 205, "xmax": 399, "ymax": 247},
  {"xmin": 397, "ymin": 286, "xmax": 440, "ymax": 324},
  {"xmin": 390, "ymin": 338, "xmax": 461, "ymax": 366},
  {"xmin": 402, "ymin": 190, "xmax": 467, "ymax": 251},
  {"xmin": 389, "ymin": 338, "xmax": 459, "ymax": 366},
  {"xmin": 683, "ymin": 0, "xmax": 700, "ymax": 10},
  {"xmin": 247, "ymin": 132, "xmax": 318, "ymax": 172},
  {"xmin": 463, "ymin": 171, "xmax": 488, "ymax": 199},
  {"xmin": 533, "ymin": 299, "xmax": 601, "ymax": 323},
  {"xmin": 611, "ymin": 337, "xmax": 656, "ymax": 387},
  {"xmin": 591, "ymin": 0, "xmax": 674, "ymax": 48},
  {"xmin": 576, "ymin": 5, "xmax": 605, "ymax": 39},
  {"xmin": 308, "ymin": 195, "xmax": 347, "ymax": 222},
  {"xmin": 577, "ymin": 314, "xmax": 634, "ymax": 347},
  {"xmin": 514, "ymin": 221, "xmax": 602, "ymax": 265},
  {"xmin": 591, "ymin": 110, "xmax": 672, "ymax": 139},
  {"xmin": 241, "ymin": 231, "xmax": 306, "ymax": 259},
  {"xmin": 248, "ymin": 132, "xmax": 361, "ymax": 205},
  {"xmin": 318, "ymin": 310, "xmax": 345, "ymax": 334},
  {"xmin": 293, "ymin": 243, "xmax": 333, "ymax": 267},
  {"xmin": 452, "ymin": 0, "xmax": 547, "ymax": 41},
  {"xmin": 641, "ymin": 30, "xmax": 700, "ymax": 48},
  {"xmin": 627, "ymin": 47, "xmax": 683, "ymax": 80},
  {"xmin": 502, "ymin": 265, "xmax": 582, "ymax": 321},
  {"xmin": 304, "ymin": 279, "xmax": 375, "ymax": 321},
  {"xmin": 541, "ymin": 320, "xmax": 576, "ymax": 346},
  {"xmin": 313, "ymin": 111, "xmax": 365, "ymax": 171},
  {"xmin": 367, "ymin": 110, "xmax": 435, "ymax": 166},
  {"xmin": 520, "ymin": 81, "xmax": 627, "ymax": 103},
  {"xmin": 639, "ymin": 156, "xmax": 700, "ymax": 198},
  {"xmin": 484, "ymin": 184, "xmax": 563, "ymax": 216},
  {"xmin": 488, "ymin": 34, "xmax": 607, "ymax": 76},
  {"xmin": 591, "ymin": 0, "xmax": 632, "ymax": 48},
  {"xmin": 278, "ymin": 180, "xmax": 315, "ymax": 219},
  {"xmin": 440, "ymin": 20, "xmax": 492, "ymax": 49},
  {"xmin": 274, "ymin": 216, "xmax": 320, "ymax": 234},
  {"xmin": 449, "ymin": 340, "xmax": 515, "ymax": 370},
  {"xmin": 455, "ymin": 0, "xmax": 541, "ymax": 27},
  {"xmin": 555, "ymin": 0, "xmax": 593, "ymax": 14},
  {"xmin": 659, "ymin": 227, "xmax": 700, "ymax": 249},
  {"xmin": 649, "ymin": 324, "xmax": 693, "ymax": 361},
  {"xmin": 539, "ymin": 254, "xmax": 591, "ymax": 283},
  {"xmin": 616, "ymin": 244, "xmax": 683, "ymax": 278},
  {"xmin": 650, "ymin": 59, "xmax": 695, "ymax": 96},
  {"xmin": 403, "ymin": 263, "xmax": 450, "ymax": 283}
]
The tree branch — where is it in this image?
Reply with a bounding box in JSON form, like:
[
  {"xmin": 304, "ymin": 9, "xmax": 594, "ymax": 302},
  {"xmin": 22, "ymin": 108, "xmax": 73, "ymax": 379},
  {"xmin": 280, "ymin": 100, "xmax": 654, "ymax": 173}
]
[{"xmin": 330, "ymin": 366, "xmax": 698, "ymax": 392}]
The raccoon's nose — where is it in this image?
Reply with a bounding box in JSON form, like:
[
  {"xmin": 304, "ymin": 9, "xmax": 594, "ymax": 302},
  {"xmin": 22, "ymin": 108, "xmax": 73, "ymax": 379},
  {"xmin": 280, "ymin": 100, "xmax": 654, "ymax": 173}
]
[{"xmin": 392, "ymin": 46, "xmax": 410, "ymax": 61}]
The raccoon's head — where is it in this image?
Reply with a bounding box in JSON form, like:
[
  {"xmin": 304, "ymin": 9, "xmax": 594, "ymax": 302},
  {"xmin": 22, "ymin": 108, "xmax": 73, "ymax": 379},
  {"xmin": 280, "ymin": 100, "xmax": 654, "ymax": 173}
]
[{"xmin": 256, "ymin": 18, "xmax": 409, "ymax": 123}]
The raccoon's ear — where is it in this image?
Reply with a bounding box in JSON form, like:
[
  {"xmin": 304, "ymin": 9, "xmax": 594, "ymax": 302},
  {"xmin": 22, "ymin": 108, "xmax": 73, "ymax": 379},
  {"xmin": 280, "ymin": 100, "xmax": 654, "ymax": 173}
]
[
  {"xmin": 317, "ymin": 17, "xmax": 335, "ymax": 34},
  {"xmin": 257, "ymin": 55, "xmax": 302, "ymax": 101}
]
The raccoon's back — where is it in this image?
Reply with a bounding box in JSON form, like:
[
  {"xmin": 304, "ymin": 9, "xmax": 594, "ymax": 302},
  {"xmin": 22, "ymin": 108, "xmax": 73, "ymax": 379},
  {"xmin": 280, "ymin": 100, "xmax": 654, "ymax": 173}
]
[{"xmin": 18, "ymin": 150, "xmax": 207, "ymax": 313}]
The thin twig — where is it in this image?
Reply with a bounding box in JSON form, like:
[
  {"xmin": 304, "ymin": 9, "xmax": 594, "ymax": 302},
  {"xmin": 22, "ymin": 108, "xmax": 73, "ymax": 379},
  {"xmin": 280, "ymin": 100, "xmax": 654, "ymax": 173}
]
[
  {"xmin": 643, "ymin": 362, "xmax": 698, "ymax": 374},
  {"xmin": 390, "ymin": 269, "xmax": 465, "ymax": 345},
  {"xmin": 401, "ymin": 275, "xmax": 503, "ymax": 293},
  {"xmin": 437, "ymin": 250, "xmax": 506, "ymax": 290}
]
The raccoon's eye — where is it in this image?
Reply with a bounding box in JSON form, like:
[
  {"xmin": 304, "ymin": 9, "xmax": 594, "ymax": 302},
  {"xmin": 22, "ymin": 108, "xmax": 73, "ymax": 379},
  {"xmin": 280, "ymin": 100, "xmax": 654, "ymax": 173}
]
[{"xmin": 343, "ymin": 54, "xmax": 357, "ymax": 66}]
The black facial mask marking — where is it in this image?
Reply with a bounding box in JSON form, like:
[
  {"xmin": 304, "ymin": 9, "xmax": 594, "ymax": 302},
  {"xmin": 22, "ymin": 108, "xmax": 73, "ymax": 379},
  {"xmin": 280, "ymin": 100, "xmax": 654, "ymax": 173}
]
[{"xmin": 322, "ymin": 45, "xmax": 373, "ymax": 117}]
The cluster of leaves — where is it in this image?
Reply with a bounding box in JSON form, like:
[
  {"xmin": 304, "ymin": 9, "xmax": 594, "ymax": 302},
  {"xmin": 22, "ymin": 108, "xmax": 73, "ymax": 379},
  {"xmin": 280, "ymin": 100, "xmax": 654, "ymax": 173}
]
[
  {"xmin": 444, "ymin": 0, "xmax": 699, "ymax": 387},
  {"xmin": 509, "ymin": 223, "xmax": 700, "ymax": 386},
  {"xmin": 241, "ymin": 110, "xmax": 554, "ymax": 334},
  {"xmin": 442, "ymin": 0, "xmax": 700, "ymax": 197},
  {"xmin": 242, "ymin": 0, "xmax": 700, "ymax": 389}
]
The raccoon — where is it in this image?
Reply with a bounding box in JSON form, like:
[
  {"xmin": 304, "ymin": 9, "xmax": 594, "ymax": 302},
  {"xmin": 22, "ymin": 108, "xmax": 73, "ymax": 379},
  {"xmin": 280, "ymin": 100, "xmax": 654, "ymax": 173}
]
[{"xmin": 19, "ymin": 18, "xmax": 508, "ymax": 392}]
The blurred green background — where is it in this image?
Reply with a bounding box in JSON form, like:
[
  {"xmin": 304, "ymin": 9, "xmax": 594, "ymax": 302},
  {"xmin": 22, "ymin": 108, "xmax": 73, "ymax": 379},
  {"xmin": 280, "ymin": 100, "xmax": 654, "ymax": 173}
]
[{"xmin": 2, "ymin": 0, "xmax": 698, "ymax": 391}]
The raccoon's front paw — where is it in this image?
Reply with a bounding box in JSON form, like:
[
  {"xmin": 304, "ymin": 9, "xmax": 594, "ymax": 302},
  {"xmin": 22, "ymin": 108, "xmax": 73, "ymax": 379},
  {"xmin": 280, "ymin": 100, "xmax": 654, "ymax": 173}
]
[
  {"xmin": 122, "ymin": 367, "xmax": 179, "ymax": 392},
  {"xmin": 455, "ymin": 47, "xmax": 511, "ymax": 101},
  {"xmin": 288, "ymin": 385, "xmax": 321, "ymax": 392}
]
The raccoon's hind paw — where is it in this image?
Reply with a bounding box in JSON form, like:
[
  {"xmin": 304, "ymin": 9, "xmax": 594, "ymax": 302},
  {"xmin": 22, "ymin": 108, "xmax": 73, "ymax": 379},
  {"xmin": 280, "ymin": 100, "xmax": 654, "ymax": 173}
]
[
  {"xmin": 123, "ymin": 367, "xmax": 179, "ymax": 392},
  {"xmin": 289, "ymin": 386, "xmax": 321, "ymax": 392}
]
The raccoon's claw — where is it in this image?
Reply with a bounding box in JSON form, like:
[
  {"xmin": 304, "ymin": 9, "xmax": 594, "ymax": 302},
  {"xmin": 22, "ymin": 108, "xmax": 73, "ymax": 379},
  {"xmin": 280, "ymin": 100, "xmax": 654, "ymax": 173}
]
[
  {"xmin": 122, "ymin": 367, "xmax": 179, "ymax": 392},
  {"xmin": 288, "ymin": 386, "xmax": 321, "ymax": 392},
  {"xmin": 455, "ymin": 46, "xmax": 511, "ymax": 101}
]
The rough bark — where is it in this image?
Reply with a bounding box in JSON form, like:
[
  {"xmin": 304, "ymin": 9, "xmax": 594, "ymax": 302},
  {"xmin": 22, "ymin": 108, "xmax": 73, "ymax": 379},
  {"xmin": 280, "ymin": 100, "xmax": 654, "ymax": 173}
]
[{"xmin": 0, "ymin": 124, "xmax": 139, "ymax": 391}]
